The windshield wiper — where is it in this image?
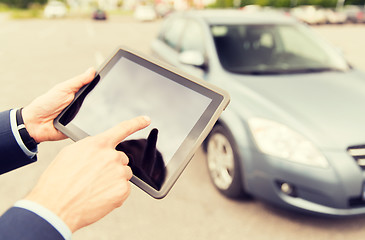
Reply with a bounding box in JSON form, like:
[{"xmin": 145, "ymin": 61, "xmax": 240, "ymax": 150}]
[
  {"xmin": 228, "ymin": 69, "xmax": 286, "ymax": 75},
  {"xmin": 229, "ymin": 69, "xmax": 297, "ymax": 75},
  {"xmin": 229, "ymin": 67, "xmax": 343, "ymax": 75},
  {"xmin": 297, "ymin": 67, "xmax": 343, "ymax": 73}
]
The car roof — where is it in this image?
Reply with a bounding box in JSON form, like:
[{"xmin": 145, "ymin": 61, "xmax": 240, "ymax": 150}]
[{"xmin": 173, "ymin": 9, "xmax": 298, "ymax": 25}]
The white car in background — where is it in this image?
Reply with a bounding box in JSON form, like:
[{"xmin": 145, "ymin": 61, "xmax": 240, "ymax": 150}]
[
  {"xmin": 291, "ymin": 5, "xmax": 327, "ymax": 25},
  {"xmin": 44, "ymin": 1, "xmax": 67, "ymax": 18},
  {"xmin": 324, "ymin": 8, "xmax": 347, "ymax": 24},
  {"xmin": 134, "ymin": 5, "xmax": 157, "ymax": 21}
]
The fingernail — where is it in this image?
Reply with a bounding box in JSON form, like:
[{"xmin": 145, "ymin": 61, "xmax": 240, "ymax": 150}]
[
  {"xmin": 86, "ymin": 67, "xmax": 95, "ymax": 74},
  {"xmin": 143, "ymin": 116, "xmax": 151, "ymax": 123}
]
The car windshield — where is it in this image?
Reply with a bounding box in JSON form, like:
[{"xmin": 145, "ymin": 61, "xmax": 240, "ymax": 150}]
[{"xmin": 211, "ymin": 24, "xmax": 350, "ymax": 74}]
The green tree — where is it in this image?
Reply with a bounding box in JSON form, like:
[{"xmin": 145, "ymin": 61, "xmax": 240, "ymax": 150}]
[
  {"xmin": 211, "ymin": 0, "xmax": 234, "ymax": 8},
  {"xmin": 271, "ymin": 0, "xmax": 291, "ymax": 7},
  {"xmin": 345, "ymin": 0, "xmax": 365, "ymax": 5},
  {"xmin": 208, "ymin": 0, "xmax": 364, "ymax": 8},
  {"xmin": 0, "ymin": 0, "xmax": 47, "ymax": 8}
]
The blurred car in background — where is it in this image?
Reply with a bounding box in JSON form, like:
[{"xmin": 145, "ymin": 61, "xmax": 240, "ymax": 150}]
[
  {"xmin": 323, "ymin": 8, "xmax": 347, "ymax": 24},
  {"xmin": 290, "ymin": 5, "xmax": 327, "ymax": 25},
  {"xmin": 155, "ymin": 3, "xmax": 173, "ymax": 18},
  {"xmin": 151, "ymin": 10, "xmax": 365, "ymax": 216},
  {"xmin": 92, "ymin": 9, "xmax": 107, "ymax": 20},
  {"xmin": 44, "ymin": 1, "xmax": 67, "ymax": 18},
  {"xmin": 134, "ymin": 5, "xmax": 157, "ymax": 21},
  {"xmin": 343, "ymin": 5, "xmax": 365, "ymax": 23}
]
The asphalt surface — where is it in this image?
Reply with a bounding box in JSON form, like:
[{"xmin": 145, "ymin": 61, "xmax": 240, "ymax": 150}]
[{"xmin": 1, "ymin": 14, "xmax": 365, "ymax": 240}]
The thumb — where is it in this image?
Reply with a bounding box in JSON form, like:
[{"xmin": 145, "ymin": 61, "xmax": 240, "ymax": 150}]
[{"xmin": 63, "ymin": 68, "xmax": 96, "ymax": 93}]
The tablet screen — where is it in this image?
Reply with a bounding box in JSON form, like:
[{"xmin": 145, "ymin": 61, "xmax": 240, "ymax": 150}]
[
  {"xmin": 72, "ymin": 57, "xmax": 212, "ymax": 163},
  {"xmin": 56, "ymin": 48, "xmax": 229, "ymax": 197}
]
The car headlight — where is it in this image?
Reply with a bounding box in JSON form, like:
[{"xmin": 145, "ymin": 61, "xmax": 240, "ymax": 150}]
[{"xmin": 248, "ymin": 118, "xmax": 329, "ymax": 168}]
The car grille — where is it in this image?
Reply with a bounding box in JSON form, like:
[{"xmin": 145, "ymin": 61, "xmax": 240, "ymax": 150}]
[{"xmin": 348, "ymin": 145, "xmax": 365, "ymax": 170}]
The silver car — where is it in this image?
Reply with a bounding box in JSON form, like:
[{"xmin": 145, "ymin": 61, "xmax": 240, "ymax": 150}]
[{"xmin": 151, "ymin": 9, "xmax": 365, "ymax": 216}]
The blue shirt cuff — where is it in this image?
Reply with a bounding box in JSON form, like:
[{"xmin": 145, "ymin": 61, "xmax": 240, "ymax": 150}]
[
  {"xmin": 10, "ymin": 108, "xmax": 38, "ymax": 158},
  {"xmin": 14, "ymin": 200, "xmax": 72, "ymax": 240}
]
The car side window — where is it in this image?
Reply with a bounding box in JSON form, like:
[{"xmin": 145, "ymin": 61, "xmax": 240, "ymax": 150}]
[
  {"xmin": 277, "ymin": 26, "xmax": 327, "ymax": 63},
  {"xmin": 180, "ymin": 21, "xmax": 205, "ymax": 54},
  {"xmin": 160, "ymin": 17, "xmax": 187, "ymax": 50}
]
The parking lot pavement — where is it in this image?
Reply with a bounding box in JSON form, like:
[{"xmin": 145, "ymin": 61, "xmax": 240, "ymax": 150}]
[
  {"xmin": 313, "ymin": 24, "xmax": 365, "ymax": 71},
  {"xmin": 1, "ymin": 16, "xmax": 365, "ymax": 240}
]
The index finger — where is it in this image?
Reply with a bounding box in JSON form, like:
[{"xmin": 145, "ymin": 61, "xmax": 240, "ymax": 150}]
[{"xmin": 98, "ymin": 116, "xmax": 151, "ymax": 147}]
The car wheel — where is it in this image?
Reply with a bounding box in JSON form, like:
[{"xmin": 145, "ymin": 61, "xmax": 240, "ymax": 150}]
[{"xmin": 206, "ymin": 125, "xmax": 249, "ymax": 199}]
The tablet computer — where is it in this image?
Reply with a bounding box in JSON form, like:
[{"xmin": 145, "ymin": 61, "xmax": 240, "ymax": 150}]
[{"xmin": 54, "ymin": 47, "xmax": 230, "ymax": 199}]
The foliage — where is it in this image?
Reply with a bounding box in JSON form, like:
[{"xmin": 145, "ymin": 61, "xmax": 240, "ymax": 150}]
[
  {"xmin": 0, "ymin": 2, "xmax": 9, "ymax": 11},
  {"xmin": 0, "ymin": 0, "xmax": 47, "ymax": 9},
  {"xmin": 210, "ymin": 0, "xmax": 234, "ymax": 8},
  {"xmin": 348, "ymin": 0, "xmax": 365, "ymax": 5},
  {"xmin": 1, "ymin": 0, "xmax": 364, "ymax": 10},
  {"xmin": 9, "ymin": 3, "xmax": 42, "ymax": 18},
  {"xmin": 208, "ymin": 0, "xmax": 365, "ymax": 8}
]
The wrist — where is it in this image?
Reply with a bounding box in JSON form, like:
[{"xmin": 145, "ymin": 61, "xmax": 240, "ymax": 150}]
[
  {"xmin": 21, "ymin": 106, "xmax": 41, "ymax": 143},
  {"xmin": 16, "ymin": 108, "xmax": 38, "ymax": 151},
  {"xmin": 14, "ymin": 199, "xmax": 73, "ymax": 240},
  {"xmin": 25, "ymin": 190, "xmax": 79, "ymax": 233}
]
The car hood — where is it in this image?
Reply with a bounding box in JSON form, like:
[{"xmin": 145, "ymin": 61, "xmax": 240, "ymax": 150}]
[{"xmin": 226, "ymin": 70, "xmax": 365, "ymax": 149}]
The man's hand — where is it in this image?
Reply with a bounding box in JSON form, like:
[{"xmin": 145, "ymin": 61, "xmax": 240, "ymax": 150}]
[
  {"xmin": 22, "ymin": 68, "xmax": 96, "ymax": 143},
  {"xmin": 25, "ymin": 116, "xmax": 151, "ymax": 232}
]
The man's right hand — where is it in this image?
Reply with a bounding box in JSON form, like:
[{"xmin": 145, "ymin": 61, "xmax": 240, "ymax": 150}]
[{"xmin": 25, "ymin": 115, "xmax": 151, "ymax": 232}]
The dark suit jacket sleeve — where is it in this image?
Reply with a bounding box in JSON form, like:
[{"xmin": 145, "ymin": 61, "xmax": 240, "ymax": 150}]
[
  {"xmin": 0, "ymin": 110, "xmax": 65, "ymax": 239},
  {"xmin": 0, "ymin": 207, "xmax": 65, "ymax": 240},
  {"xmin": 0, "ymin": 110, "xmax": 37, "ymax": 175}
]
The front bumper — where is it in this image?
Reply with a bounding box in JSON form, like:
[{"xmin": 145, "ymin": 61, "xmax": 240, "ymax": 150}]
[{"xmin": 242, "ymin": 148, "xmax": 365, "ymax": 216}]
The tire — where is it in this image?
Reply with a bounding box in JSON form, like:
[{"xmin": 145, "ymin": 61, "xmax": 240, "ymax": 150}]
[{"xmin": 205, "ymin": 124, "xmax": 250, "ymax": 199}]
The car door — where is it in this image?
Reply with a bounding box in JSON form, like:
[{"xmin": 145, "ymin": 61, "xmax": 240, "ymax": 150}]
[
  {"xmin": 151, "ymin": 15, "xmax": 187, "ymax": 66},
  {"xmin": 151, "ymin": 16, "xmax": 207, "ymax": 80},
  {"xmin": 177, "ymin": 19, "xmax": 207, "ymax": 80}
]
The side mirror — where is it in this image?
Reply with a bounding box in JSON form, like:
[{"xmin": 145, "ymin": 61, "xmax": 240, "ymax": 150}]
[{"xmin": 179, "ymin": 50, "xmax": 206, "ymax": 68}]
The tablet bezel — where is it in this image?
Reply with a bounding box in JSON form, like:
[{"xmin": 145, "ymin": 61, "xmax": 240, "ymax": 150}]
[{"xmin": 54, "ymin": 46, "xmax": 230, "ymax": 199}]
